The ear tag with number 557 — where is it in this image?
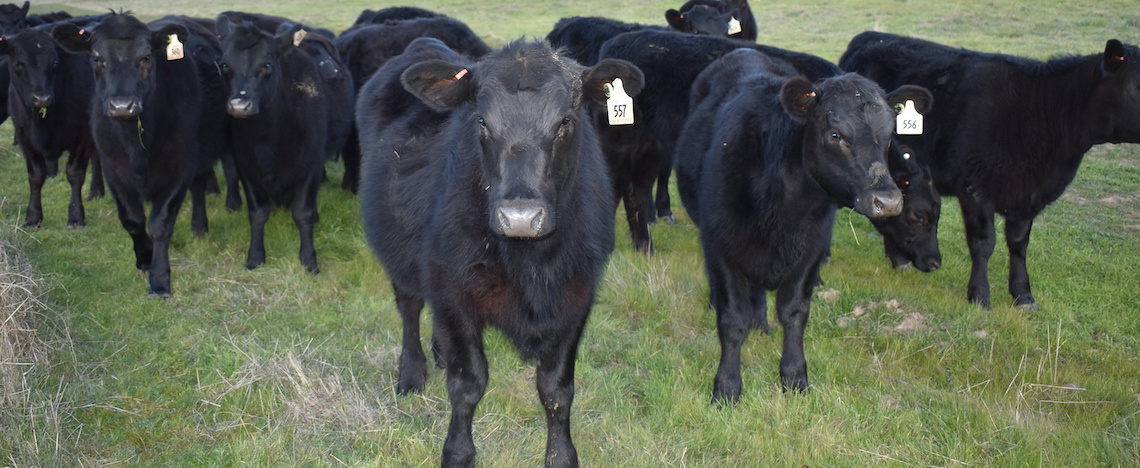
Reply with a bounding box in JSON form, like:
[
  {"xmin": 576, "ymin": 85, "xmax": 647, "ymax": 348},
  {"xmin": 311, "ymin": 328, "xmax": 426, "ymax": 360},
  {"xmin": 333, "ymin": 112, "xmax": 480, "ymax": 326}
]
[
  {"xmin": 166, "ymin": 33, "xmax": 184, "ymax": 61},
  {"xmin": 605, "ymin": 78, "xmax": 634, "ymax": 126},
  {"xmin": 896, "ymin": 99, "xmax": 923, "ymax": 135},
  {"xmin": 727, "ymin": 17, "xmax": 742, "ymax": 35}
]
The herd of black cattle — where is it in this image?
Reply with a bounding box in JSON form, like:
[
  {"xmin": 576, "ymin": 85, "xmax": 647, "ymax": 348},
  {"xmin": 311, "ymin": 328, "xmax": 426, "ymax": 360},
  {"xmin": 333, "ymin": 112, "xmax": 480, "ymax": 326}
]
[{"xmin": 3, "ymin": 0, "xmax": 1138, "ymax": 466}]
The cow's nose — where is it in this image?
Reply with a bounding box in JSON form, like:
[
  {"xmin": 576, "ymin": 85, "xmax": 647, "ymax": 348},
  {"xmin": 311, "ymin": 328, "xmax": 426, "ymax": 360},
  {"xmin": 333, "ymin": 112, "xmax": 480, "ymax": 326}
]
[
  {"xmin": 30, "ymin": 92, "xmax": 52, "ymax": 108},
  {"xmin": 866, "ymin": 189, "xmax": 903, "ymax": 218},
  {"xmin": 495, "ymin": 200, "xmax": 548, "ymax": 238},
  {"xmin": 106, "ymin": 97, "xmax": 141, "ymax": 118},
  {"xmin": 227, "ymin": 98, "xmax": 257, "ymax": 118}
]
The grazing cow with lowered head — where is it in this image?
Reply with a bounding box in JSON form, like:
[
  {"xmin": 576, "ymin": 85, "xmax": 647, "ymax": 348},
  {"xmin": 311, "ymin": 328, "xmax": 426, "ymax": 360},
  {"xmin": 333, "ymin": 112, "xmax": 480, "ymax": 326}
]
[
  {"xmin": 675, "ymin": 46, "xmax": 931, "ymax": 401},
  {"xmin": 215, "ymin": 17, "xmax": 353, "ymax": 273},
  {"xmin": 336, "ymin": 12, "xmax": 489, "ymax": 193},
  {"xmin": 358, "ymin": 38, "xmax": 642, "ymax": 467},
  {"xmin": 1, "ymin": 25, "xmax": 101, "ymax": 228},
  {"xmin": 874, "ymin": 142, "xmax": 941, "ymax": 272},
  {"xmin": 54, "ymin": 13, "xmax": 228, "ymax": 298},
  {"xmin": 840, "ymin": 32, "xmax": 1140, "ymax": 309}
]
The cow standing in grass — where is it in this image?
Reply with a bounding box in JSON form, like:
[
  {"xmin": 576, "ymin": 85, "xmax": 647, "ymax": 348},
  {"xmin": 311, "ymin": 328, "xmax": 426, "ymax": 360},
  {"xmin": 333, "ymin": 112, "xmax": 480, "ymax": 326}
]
[
  {"xmin": 53, "ymin": 13, "xmax": 227, "ymax": 298},
  {"xmin": 675, "ymin": 47, "xmax": 931, "ymax": 401},
  {"xmin": 840, "ymin": 32, "xmax": 1140, "ymax": 309},
  {"xmin": 215, "ymin": 18, "xmax": 353, "ymax": 274},
  {"xmin": 358, "ymin": 38, "xmax": 642, "ymax": 467},
  {"xmin": 2, "ymin": 25, "xmax": 101, "ymax": 228}
]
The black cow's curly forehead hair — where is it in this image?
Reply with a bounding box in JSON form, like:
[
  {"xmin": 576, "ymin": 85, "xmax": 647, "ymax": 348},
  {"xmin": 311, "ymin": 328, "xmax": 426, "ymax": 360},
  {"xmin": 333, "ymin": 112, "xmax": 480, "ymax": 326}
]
[
  {"xmin": 476, "ymin": 39, "xmax": 583, "ymax": 106},
  {"xmin": 222, "ymin": 20, "xmax": 270, "ymax": 51},
  {"xmin": 90, "ymin": 10, "xmax": 146, "ymax": 41}
]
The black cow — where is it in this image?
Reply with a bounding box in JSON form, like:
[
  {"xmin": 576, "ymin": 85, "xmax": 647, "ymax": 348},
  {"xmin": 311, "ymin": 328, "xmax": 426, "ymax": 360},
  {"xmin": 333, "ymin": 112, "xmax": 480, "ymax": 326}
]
[
  {"xmin": 839, "ymin": 32, "xmax": 1140, "ymax": 309},
  {"xmin": 351, "ymin": 5, "xmax": 443, "ymax": 26},
  {"xmin": 53, "ymin": 13, "xmax": 228, "ymax": 298},
  {"xmin": 546, "ymin": 16, "xmax": 664, "ymax": 67},
  {"xmin": 215, "ymin": 11, "xmax": 335, "ymax": 39},
  {"xmin": 335, "ymin": 14, "xmax": 489, "ymax": 193},
  {"xmin": 873, "ymin": 142, "xmax": 941, "ymax": 272},
  {"xmin": 215, "ymin": 17, "xmax": 353, "ymax": 274},
  {"xmin": 666, "ymin": 0, "xmax": 757, "ymax": 41},
  {"xmin": 0, "ymin": 3, "xmax": 72, "ymax": 135},
  {"xmin": 358, "ymin": 38, "xmax": 643, "ymax": 467},
  {"xmin": 1, "ymin": 25, "xmax": 100, "ymax": 228},
  {"xmin": 675, "ymin": 46, "xmax": 931, "ymax": 401},
  {"xmin": 596, "ymin": 30, "xmax": 839, "ymax": 253}
]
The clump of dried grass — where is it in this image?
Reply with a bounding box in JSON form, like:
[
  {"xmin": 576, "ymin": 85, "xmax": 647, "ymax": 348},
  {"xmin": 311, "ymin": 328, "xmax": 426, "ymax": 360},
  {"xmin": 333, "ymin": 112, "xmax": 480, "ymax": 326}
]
[{"xmin": 1, "ymin": 235, "xmax": 50, "ymax": 408}]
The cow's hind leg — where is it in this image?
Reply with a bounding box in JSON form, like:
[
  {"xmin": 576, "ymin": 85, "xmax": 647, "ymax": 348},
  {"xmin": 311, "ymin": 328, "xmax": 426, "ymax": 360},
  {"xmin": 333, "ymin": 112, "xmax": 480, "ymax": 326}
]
[
  {"xmin": 959, "ymin": 194, "xmax": 996, "ymax": 308},
  {"xmin": 1005, "ymin": 215, "xmax": 1037, "ymax": 310},
  {"xmin": 393, "ymin": 282, "xmax": 427, "ymax": 395},
  {"xmin": 189, "ymin": 174, "xmax": 209, "ymax": 236},
  {"xmin": 292, "ymin": 177, "xmax": 320, "ymax": 274},
  {"xmin": 244, "ymin": 192, "xmax": 271, "ymax": 270},
  {"xmin": 537, "ymin": 322, "xmax": 584, "ymax": 468},
  {"xmin": 437, "ymin": 315, "xmax": 487, "ymax": 468},
  {"xmin": 63, "ymin": 149, "xmax": 89, "ymax": 228}
]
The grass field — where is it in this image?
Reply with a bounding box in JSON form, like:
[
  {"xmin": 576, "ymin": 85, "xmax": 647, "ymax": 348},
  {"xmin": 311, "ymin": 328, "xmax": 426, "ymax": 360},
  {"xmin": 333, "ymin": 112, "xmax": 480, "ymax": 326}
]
[{"xmin": 2, "ymin": 0, "xmax": 1138, "ymax": 466}]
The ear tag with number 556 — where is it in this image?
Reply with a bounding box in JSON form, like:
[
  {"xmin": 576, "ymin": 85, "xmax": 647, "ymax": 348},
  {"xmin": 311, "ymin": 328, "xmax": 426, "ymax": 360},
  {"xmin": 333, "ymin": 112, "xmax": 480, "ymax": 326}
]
[
  {"xmin": 727, "ymin": 17, "xmax": 742, "ymax": 35},
  {"xmin": 166, "ymin": 33, "xmax": 184, "ymax": 61},
  {"xmin": 896, "ymin": 99, "xmax": 923, "ymax": 135},
  {"xmin": 605, "ymin": 78, "xmax": 634, "ymax": 126}
]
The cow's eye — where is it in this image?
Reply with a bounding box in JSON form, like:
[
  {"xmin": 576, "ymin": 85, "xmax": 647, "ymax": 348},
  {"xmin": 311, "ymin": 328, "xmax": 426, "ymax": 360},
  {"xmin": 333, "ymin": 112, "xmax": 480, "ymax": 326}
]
[
  {"xmin": 263, "ymin": 63, "xmax": 272, "ymax": 71},
  {"xmin": 142, "ymin": 54, "xmax": 152, "ymax": 62},
  {"xmin": 51, "ymin": 60, "xmax": 58, "ymax": 69},
  {"xmin": 912, "ymin": 212, "xmax": 929, "ymax": 226},
  {"xmin": 562, "ymin": 116, "xmax": 572, "ymax": 125},
  {"xmin": 829, "ymin": 131, "xmax": 842, "ymax": 141}
]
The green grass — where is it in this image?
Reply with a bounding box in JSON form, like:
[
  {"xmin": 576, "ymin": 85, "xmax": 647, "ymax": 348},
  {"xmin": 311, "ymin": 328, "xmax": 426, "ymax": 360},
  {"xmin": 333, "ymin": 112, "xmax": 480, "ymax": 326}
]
[{"xmin": 2, "ymin": 0, "xmax": 1139, "ymax": 466}]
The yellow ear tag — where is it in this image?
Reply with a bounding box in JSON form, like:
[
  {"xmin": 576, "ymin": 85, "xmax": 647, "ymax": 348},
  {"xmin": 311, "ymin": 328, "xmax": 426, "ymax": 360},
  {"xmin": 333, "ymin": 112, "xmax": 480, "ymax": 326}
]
[
  {"xmin": 293, "ymin": 29, "xmax": 307, "ymax": 47},
  {"xmin": 166, "ymin": 33, "xmax": 183, "ymax": 61},
  {"xmin": 605, "ymin": 78, "xmax": 634, "ymax": 126},
  {"xmin": 896, "ymin": 99, "xmax": 923, "ymax": 135},
  {"xmin": 727, "ymin": 17, "xmax": 742, "ymax": 35}
]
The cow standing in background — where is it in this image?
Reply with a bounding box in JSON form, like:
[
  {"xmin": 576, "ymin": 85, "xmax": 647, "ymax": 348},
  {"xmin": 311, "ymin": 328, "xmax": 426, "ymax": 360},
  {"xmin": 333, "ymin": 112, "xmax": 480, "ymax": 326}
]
[
  {"xmin": 1, "ymin": 25, "xmax": 100, "ymax": 228},
  {"xmin": 358, "ymin": 38, "xmax": 643, "ymax": 467},
  {"xmin": 215, "ymin": 17, "xmax": 353, "ymax": 274},
  {"xmin": 840, "ymin": 32, "xmax": 1140, "ymax": 309},
  {"xmin": 53, "ymin": 13, "xmax": 227, "ymax": 298},
  {"xmin": 675, "ymin": 47, "xmax": 931, "ymax": 401}
]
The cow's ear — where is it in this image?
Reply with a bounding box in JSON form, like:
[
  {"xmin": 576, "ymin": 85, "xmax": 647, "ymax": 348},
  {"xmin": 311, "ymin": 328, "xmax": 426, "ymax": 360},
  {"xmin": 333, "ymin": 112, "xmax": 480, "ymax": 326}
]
[
  {"xmin": 886, "ymin": 84, "xmax": 934, "ymax": 114},
  {"xmin": 19, "ymin": 1, "xmax": 29, "ymax": 17},
  {"xmin": 52, "ymin": 23, "xmax": 93, "ymax": 54},
  {"xmin": 274, "ymin": 22, "xmax": 303, "ymax": 54},
  {"xmin": 1103, "ymin": 39, "xmax": 1126, "ymax": 73},
  {"xmin": 401, "ymin": 59, "xmax": 474, "ymax": 112},
  {"xmin": 664, "ymin": 10, "xmax": 690, "ymax": 32},
  {"xmin": 153, "ymin": 24, "xmax": 188, "ymax": 52},
  {"xmin": 215, "ymin": 13, "xmax": 233, "ymax": 37},
  {"xmin": 582, "ymin": 58, "xmax": 644, "ymax": 106},
  {"xmin": 780, "ymin": 76, "xmax": 818, "ymax": 121},
  {"xmin": 0, "ymin": 37, "xmax": 9, "ymax": 57}
]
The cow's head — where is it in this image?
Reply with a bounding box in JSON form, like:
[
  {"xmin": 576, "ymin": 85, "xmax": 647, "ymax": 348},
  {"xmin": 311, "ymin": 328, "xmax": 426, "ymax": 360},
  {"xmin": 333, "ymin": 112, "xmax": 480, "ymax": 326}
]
[
  {"xmin": 780, "ymin": 73, "xmax": 933, "ymax": 219},
  {"xmin": 0, "ymin": 1, "xmax": 31, "ymax": 36},
  {"xmin": 402, "ymin": 40, "xmax": 643, "ymax": 238},
  {"xmin": 215, "ymin": 15, "xmax": 298, "ymax": 118},
  {"xmin": 53, "ymin": 13, "xmax": 188, "ymax": 119},
  {"xmin": 0, "ymin": 28, "xmax": 61, "ymax": 110},
  {"xmin": 1094, "ymin": 39, "xmax": 1140, "ymax": 143},
  {"xmin": 871, "ymin": 142, "xmax": 942, "ymax": 272},
  {"xmin": 665, "ymin": 1, "xmax": 732, "ymax": 36}
]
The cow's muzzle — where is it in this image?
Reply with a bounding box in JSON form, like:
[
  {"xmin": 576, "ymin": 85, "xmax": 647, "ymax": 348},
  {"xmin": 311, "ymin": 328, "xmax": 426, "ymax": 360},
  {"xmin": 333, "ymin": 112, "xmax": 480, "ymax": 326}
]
[
  {"xmin": 30, "ymin": 92, "xmax": 53, "ymax": 108},
  {"xmin": 855, "ymin": 188, "xmax": 903, "ymax": 218},
  {"xmin": 227, "ymin": 98, "xmax": 258, "ymax": 118},
  {"xmin": 494, "ymin": 200, "xmax": 550, "ymax": 238},
  {"xmin": 106, "ymin": 96, "xmax": 142, "ymax": 118}
]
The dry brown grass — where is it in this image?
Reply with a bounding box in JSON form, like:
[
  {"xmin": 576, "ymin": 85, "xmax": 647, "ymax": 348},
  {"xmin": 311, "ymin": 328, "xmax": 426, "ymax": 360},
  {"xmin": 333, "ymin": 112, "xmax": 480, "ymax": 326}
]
[{"xmin": 1, "ymin": 232, "xmax": 49, "ymax": 409}]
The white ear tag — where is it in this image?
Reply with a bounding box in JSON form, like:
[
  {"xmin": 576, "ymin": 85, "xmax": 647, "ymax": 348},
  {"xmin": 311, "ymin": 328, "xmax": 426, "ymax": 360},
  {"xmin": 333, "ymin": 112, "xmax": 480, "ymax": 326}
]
[
  {"xmin": 727, "ymin": 17, "xmax": 742, "ymax": 35},
  {"xmin": 896, "ymin": 99, "xmax": 923, "ymax": 135},
  {"xmin": 293, "ymin": 29, "xmax": 307, "ymax": 47},
  {"xmin": 166, "ymin": 33, "xmax": 184, "ymax": 61},
  {"xmin": 605, "ymin": 78, "xmax": 634, "ymax": 126}
]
